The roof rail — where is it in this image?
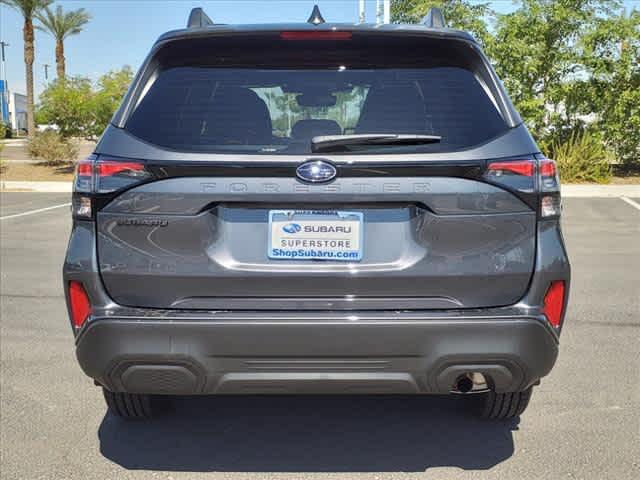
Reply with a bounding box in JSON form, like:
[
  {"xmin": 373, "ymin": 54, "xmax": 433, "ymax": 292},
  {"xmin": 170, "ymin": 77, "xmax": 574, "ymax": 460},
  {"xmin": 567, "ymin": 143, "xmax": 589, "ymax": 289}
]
[
  {"xmin": 422, "ymin": 7, "xmax": 447, "ymax": 28},
  {"xmin": 187, "ymin": 7, "xmax": 214, "ymax": 28}
]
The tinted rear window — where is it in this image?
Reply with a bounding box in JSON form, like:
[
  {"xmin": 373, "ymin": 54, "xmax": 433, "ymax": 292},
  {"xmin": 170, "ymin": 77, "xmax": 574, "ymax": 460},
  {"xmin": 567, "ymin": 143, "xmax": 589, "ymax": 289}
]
[{"xmin": 125, "ymin": 34, "xmax": 509, "ymax": 154}]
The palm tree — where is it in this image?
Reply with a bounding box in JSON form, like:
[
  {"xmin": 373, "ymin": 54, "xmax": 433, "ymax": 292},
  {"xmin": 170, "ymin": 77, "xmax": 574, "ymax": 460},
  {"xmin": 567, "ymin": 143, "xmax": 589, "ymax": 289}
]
[
  {"xmin": 36, "ymin": 5, "xmax": 91, "ymax": 79},
  {"xmin": 1, "ymin": 0, "xmax": 52, "ymax": 136}
]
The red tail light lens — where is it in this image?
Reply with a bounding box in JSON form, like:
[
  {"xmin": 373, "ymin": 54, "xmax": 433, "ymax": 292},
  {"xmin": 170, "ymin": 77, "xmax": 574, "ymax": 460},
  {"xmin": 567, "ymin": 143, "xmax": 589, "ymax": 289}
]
[
  {"xmin": 74, "ymin": 155, "xmax": 97, "ymax": 193},
  {"xmin": 97, "ymin": 161, "xmax": 145, "ymax": 177},
  {"xmin": 539, "ymin": 158, "xmax": 560, "ymax": 192},
  {"xmin": 96, "ymin": 159, "xmax": 150, "ymax": 193},
  {"xmin": 280, "ymin": 31, "xmax": 352, "ymax": 41},
  {"xmin": 487, "ymin": 160, "xmax": 535, "ymax": 177},
  {"xmin": 543, "ymin": 281, "xmax": 565, "ymax": 328},
  {"xmin": 485, "ymin": 159, "xmax": 535, "ymax": 192},
  {"xmin": 539, "ymin": 159, "xmax": 557, "ymax": 177},
  {"xmin": 68, "ymin": 281, "xmax": 91, "ymax": 328}
]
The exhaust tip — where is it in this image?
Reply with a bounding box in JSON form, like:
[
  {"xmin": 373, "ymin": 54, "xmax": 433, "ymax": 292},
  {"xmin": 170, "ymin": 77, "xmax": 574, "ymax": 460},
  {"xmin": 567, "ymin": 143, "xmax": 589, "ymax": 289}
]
[
  {"xmin": 452, "ymin": 372, "xmax": 489, "ymax": 394},
  {"xmin": 456, "ymin": 375, "xmax": 474, "ymax": 393}
]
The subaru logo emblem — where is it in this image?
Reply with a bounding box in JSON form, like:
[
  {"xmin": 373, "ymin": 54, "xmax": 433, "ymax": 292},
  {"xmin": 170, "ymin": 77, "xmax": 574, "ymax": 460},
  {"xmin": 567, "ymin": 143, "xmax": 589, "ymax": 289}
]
[
  {"xmin": 282, "ymin": 223, "xmax": 302, "ymax": 234},
  {"xmin": 296, "ymin": 159, "xmax": 337, "ymax": 183}
]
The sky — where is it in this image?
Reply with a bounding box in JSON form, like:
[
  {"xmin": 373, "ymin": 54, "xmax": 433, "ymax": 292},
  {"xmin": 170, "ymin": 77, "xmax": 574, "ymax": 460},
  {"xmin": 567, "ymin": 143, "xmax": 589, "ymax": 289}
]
[{"xmin": 1, "ymin": 0, "xmax": 639, "ymax": 98}]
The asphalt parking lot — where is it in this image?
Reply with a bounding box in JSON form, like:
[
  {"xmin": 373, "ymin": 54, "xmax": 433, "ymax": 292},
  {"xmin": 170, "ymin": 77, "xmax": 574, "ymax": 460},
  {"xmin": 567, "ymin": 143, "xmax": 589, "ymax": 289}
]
[{"xmin": 1, "ymin": 192, "xmax": 638, "ymax": 480}]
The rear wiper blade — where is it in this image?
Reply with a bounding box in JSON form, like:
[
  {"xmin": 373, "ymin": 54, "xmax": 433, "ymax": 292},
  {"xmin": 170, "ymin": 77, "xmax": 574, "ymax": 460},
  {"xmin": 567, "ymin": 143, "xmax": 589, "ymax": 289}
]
[{"xmin": 311, "ymin": 134, "xmax": 442, "ymax": 153}]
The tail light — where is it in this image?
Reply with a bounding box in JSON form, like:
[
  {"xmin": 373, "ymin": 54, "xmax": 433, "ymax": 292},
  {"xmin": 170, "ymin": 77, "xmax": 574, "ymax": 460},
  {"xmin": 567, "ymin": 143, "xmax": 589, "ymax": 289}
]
[
  {"xmin": 538, "ymin": 157, "xmax": 562, "ymax": 218},
  {"xmin": 486, "ymin": 160, "xmax": 535, "ymax": 177},
  {"xmin": 485, "ymin": 158, "xmax": 562, "ymax": 218},
  {"xmin": 72, "ymin": 155, "xmax": 152, "ymax": 219},
  {"xmin": 68, "ymin": 281, "xmax": 92, "ymax": 328},
  {"xmin": 543, "ymin": 281, "xmax": 566, "ymax": 328},
  {"xmin": 485, "ymin": 159, "xmax": 535, "ymax": 192}
]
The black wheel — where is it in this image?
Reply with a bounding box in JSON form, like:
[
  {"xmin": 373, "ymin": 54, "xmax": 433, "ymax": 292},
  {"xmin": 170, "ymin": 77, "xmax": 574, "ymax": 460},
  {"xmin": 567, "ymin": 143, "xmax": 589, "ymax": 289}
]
[
  {"xmin": 479, "ymin": 387, "xmax": 533, "ymax": 420},
  {"xmin": 102, "ymin": 388, "xmax": 154, "ymax": 419}
]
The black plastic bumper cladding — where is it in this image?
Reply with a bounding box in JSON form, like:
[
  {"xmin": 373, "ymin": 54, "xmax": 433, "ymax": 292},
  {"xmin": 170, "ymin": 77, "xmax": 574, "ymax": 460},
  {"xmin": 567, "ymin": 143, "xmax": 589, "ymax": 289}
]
[{"xmin": 76, "ymin": 314, "xmax": 558, "ymax": 395}]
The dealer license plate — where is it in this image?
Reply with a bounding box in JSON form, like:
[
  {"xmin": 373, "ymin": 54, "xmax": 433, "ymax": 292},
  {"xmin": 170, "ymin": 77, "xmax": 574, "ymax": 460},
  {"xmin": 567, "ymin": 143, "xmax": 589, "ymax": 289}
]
[{"xmin": 268, "ymin": 210, "xmax": 363, "ymax": 262}]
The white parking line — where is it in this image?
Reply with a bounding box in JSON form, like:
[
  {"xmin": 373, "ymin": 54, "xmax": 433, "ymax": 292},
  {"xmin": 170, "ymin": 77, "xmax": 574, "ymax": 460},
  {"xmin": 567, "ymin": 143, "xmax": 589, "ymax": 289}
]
[
  {"xmin": 0, "ymin": 203, "xmax": 71, "ymax": 221},
  {"xmin": 620, "ymin": 197, "xmax": 640, "ymax": 211}
]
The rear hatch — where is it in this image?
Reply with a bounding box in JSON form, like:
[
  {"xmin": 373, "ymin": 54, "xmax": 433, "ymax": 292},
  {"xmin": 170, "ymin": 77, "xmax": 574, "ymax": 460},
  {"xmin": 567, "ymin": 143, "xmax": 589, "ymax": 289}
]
[{"xmin": 92, "ymin": 30, "xmax": 539, "ymax": 310}]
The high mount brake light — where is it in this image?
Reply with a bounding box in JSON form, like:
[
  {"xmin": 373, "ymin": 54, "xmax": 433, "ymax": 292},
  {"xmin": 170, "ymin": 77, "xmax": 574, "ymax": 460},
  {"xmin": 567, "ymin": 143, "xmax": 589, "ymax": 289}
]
[
  {"xmin": 72, "ymin": 155, "xmax": 152, "ymax": 219},
  {"xmin": 68, "ymin": 281, "xmax": 91, "ymax": 329},
  {"xmin": 280, "ymin": 31, "xmax": 353, "ymax": 41},
  {"xmin": 543, "ymin": 281, "xmax": 566, "ymax": 328}
]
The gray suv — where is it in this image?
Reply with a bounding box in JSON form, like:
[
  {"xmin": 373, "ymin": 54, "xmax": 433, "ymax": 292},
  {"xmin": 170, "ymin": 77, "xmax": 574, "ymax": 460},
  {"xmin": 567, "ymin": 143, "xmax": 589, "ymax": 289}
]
[{"xmin": 63, "ymin": 7, "xmax": 570, "ymax": 420}]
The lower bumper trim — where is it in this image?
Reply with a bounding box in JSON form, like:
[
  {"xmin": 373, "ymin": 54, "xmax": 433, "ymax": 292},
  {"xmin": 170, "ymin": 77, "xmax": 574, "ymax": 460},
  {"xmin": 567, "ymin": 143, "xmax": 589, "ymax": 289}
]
[{"xmin": 77, "ymin": 315, "xmax": 558, "ymax": 395}]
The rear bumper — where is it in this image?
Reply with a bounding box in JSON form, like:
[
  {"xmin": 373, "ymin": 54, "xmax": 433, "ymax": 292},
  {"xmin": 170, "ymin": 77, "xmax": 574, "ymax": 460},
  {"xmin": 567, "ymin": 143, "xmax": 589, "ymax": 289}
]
[{"xmin": 76, "ymin": 310, "xmax": 559, "ymax": 395}]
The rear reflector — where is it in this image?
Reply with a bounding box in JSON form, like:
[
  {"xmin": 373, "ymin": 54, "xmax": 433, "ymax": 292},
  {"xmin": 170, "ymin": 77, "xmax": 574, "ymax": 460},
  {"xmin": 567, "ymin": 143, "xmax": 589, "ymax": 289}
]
[
  {"xmin": 543, "ymin": 281, "xmax": 565, "ymax": 328},
  {"xmin": 68, "ymin": 281, "xmax": 91, "ymax": 328},
  {"xmin": 280, "ymin": 31, "xmax": 352, "ymax": 41}
]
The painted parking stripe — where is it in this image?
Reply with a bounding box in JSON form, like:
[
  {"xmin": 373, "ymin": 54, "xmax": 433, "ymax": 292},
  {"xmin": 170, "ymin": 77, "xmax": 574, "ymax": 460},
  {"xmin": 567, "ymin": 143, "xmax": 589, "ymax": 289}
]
[
  {"xmin": 620, "ymin": 197, "xmax": 640, "ymax": 211},
  {"xmin": 0, "ymin": 203, "xmax": 71, "ymax": 221}
]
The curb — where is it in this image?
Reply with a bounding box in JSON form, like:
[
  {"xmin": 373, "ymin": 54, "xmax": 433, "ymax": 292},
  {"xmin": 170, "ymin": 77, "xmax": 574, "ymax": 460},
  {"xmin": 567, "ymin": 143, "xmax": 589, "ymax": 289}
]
[
  {"xmin": 1, "ymin": 181, "xmax": 639, "ymax": 197},
  {"xmin": 1, "ymin": 181, "xmax": 72, "ymax": 192},
  {"xmin": 560, "ymin": 184, "xmax": 640, "ymax": 197}
]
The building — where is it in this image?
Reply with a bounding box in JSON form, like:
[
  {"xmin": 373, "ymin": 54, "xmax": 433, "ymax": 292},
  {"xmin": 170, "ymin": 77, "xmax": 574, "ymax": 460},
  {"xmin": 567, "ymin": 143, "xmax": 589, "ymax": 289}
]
[
  {"xmin": 0, "ymin": 79, "xmax": 8, "ymax": 125},
  {"xmin": 0, "ymin": 80, "xmax": 28, "ymax": 134},
  {"xmin": 9, "ymin": 91, "xmax": 27, "ymax": 133}
]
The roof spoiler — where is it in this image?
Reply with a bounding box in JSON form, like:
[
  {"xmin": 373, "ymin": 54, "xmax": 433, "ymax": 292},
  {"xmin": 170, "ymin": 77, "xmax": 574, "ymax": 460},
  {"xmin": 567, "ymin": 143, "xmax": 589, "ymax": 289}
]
[
  {"xmin": 422, "ymin": 7, "xmax": 447, "ymax": 28},
  {"xmin": 187, "ymin": 7, "xmax": 214, "ymax": 28}
]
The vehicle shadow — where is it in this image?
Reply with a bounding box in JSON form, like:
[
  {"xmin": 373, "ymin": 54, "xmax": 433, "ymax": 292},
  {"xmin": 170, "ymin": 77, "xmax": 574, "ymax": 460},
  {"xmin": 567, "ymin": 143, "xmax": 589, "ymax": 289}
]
[{"xmin": 98, "ymin": 395, "xmax": 518, "ymax": 472}]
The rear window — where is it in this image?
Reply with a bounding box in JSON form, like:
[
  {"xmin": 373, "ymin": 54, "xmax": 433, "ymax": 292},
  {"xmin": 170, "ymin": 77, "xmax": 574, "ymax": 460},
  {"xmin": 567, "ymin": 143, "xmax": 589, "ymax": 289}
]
[{"xmin": 125, "ymin": 34, "xmax": 510, "ymax": 154}]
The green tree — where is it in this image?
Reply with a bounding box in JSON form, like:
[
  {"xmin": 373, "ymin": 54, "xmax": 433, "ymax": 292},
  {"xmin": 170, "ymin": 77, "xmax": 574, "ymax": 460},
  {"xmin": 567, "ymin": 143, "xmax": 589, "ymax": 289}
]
[
  {"xmin": 390, "ymin": 0, "xmax": 638, "ymax": 165},
  {"xmin": 391, "ymin": 0, "xmax": 493, "ymax": 46},
  {"xmin": 487, "ymin": 0, "xmax": 622, "ymax": 140},
  {"xmin": 36, "ymin": 66, "xmax": 133, "ymax": 139},
  {"xmin": 580, "ymin": 9, "xmax": 640, "ymax": 164},
  {"xmin": 36, "ymin": 76, "xmax": 94, "ymax": 137},
  {"xmin": 35, "ymin": 5, "xmax": 91, "ymax": 79},
  {"xmin": 90, "ymin": 66, "xmax": 134, "ymax": 137},
  {"xmin": 1, "ymin": 0, "xmax": 53, "ymax": 136}
]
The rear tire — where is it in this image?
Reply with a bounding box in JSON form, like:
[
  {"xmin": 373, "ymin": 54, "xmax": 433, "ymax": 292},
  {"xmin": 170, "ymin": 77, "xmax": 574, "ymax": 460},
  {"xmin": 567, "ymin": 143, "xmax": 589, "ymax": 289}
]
[
  {"xmin": 479, "ymin": 387, "xmax": 533, "ymax": 420},
  {"xmin": 102, "ymin": 388, "xmax": 155, "ymax": 419}
]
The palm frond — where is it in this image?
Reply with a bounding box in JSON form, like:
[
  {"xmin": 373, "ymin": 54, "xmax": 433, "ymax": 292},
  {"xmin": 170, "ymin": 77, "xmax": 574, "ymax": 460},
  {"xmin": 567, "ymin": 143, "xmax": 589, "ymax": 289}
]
[
  {"xmin": 35, "ymin": 4, "xmax": 91, "ymax": 41},
  {"xmin": 1, "ymin": 0, "xmax": 53, "ymax": 19}
]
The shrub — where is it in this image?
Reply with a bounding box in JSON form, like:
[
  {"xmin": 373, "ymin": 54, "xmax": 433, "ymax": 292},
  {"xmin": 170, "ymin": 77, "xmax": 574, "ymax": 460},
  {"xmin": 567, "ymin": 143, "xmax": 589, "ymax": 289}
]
[
  {"xmin": 27, "ymin": 130, "xmax": 79, "ymax": 166},
  {"xmin": 551, "ymin": 132, "xmax": 612, "ymax": 184}
]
